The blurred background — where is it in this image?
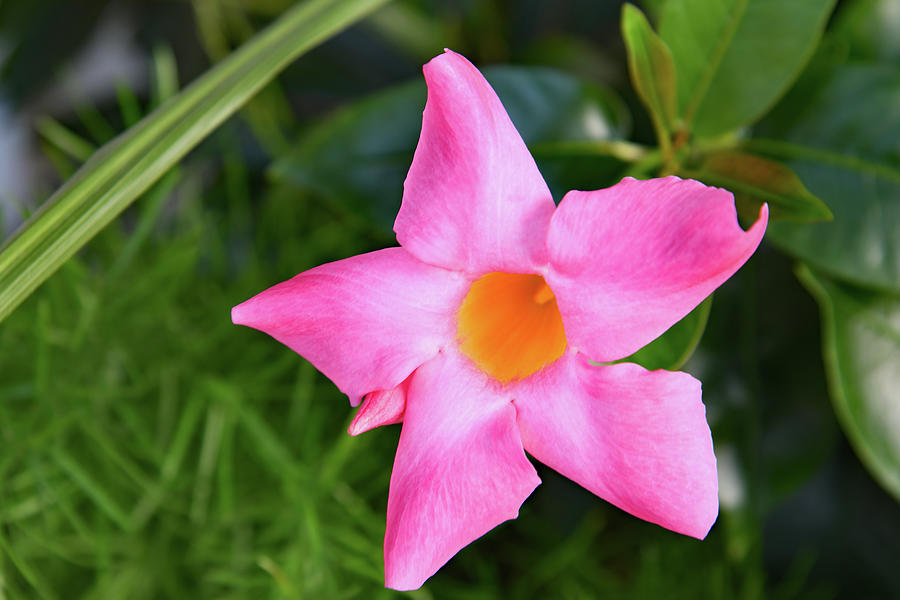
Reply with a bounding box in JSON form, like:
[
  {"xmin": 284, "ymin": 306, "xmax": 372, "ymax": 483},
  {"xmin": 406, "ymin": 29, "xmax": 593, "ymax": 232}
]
[{"xmin": 1, "ymin": 0, "xmax": 899, "ymax": 598}]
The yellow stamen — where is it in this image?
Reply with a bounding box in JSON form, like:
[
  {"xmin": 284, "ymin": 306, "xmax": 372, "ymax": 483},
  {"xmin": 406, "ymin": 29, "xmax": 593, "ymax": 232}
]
[
  {"xmin": 457, "ymin": 272, "xmax": 567, "ymax": 383},
  {"xmin": 533, "ymin": 281, "xmax": 555, "ymax": 305}
]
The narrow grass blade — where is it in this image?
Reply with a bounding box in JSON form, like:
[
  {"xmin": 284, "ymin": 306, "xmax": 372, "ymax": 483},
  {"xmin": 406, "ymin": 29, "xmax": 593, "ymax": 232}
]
[{"xmin": 0, "ymin": 0, "xmax": 390, "ymax": 324}]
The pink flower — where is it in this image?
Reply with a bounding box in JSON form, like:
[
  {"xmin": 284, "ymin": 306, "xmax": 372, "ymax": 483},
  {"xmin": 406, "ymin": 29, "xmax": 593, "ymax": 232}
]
[{"xmin": 232, "ymin": 50, "xmax": 767, "ymax": 591}]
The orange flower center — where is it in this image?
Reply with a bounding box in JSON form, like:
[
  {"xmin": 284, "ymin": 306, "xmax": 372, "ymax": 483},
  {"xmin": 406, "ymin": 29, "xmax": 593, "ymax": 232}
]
[{"xmin": 456, "ymin": 272, "xmax": 567, "ymax": 383}]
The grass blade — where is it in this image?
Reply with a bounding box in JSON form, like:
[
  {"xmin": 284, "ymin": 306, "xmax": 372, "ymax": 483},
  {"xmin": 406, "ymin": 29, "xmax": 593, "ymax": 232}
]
[{"xmin": 0, "ymin": 0, "xmax": 390, "ymax": 323}]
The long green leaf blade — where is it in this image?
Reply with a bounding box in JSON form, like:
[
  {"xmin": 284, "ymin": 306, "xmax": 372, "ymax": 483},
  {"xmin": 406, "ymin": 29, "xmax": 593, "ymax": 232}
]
[
  {"xmin": 0, "ymin": 0, "xmax": 389, "ymax": 324},
  {"xmin": 660, "ymin": 0, "xmax": 835, "ymax": 137},
  {"xmin": 797, "ymin": 265, "xmax": 900, "ymax": 502},
  {"xmin": 621, "ymin": 3, "xmax": 677, "ymax": 155}
]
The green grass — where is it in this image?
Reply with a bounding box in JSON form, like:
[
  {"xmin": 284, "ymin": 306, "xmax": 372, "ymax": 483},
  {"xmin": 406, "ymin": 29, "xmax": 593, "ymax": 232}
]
[{"xmin": 0, "ymin": 136, "xmax": 399, "ymax": 597}]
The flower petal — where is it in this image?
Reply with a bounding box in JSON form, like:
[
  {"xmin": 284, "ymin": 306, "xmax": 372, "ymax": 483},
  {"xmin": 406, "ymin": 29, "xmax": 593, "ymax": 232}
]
[
  {"xmin": 513, "ymin": 355, "xmax": 718, "ymax": 539},
  {"xmin": 546, "ymin": 176, "xmax": 767, "ymax": 362},
  {"xmin": 394, "ymin": 50, "xmax": 556, "ymax": 274},
  {"xmin": 348, "ymin": 377, "xmax": 408, "ymax": 436},
  {"xmin": 232, "ymin": 248, "xmax": 466, "ymax": 406},
  {"xmin": 384, "ymin": 350, "xmax": 540, "ymax": 590}
]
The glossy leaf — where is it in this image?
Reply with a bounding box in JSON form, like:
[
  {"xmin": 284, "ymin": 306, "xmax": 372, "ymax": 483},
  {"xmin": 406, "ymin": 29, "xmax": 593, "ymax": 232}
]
[
  {"xmin": 687, "ymin": 151, "xmax": 832, "ymax": 223},
  {"xmin": 621, "ymin": 3, "xmax": 677, "ymax": 151},
  {"xmin": 753, "ymin": 65, "xmax": 900, "ymax": 292},
  {"xmin": 659, "ymin": 0, "xmax": 835, "ymax": 137},
  {"xmin": 625, "ymin": 296, "xmax": 712, "ymax": 371},
  {"xmin": 0, "ymin": 0, "xmax": 390, "ymax": 324},
  {"xmin": 797, "ymin": 265, "xmax": 900, "ymax": 502},
  {"xmin": 271, "ymin": 66, "xmax": 630, "ymax": 230}
]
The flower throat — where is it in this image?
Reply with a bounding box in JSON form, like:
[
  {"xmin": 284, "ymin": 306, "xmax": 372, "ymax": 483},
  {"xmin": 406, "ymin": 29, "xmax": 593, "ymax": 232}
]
[{"xmin": 456, "ymin": 272, "xmax": 567, "ymax": 383}]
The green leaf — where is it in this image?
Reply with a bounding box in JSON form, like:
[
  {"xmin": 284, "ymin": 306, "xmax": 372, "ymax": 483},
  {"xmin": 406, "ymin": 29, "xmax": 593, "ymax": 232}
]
[
  {"xmin": 621, "ymin": 3, "xmax": 677, "ymax": 152},
  {"xmin": 659, "ymin": 0, "xmax": 835, "ymax": 138},
  {"xmin": 685, "ymin": 150, "xmax": 832, "ymax": 223},
  {"xmin": 271, "ymin": 65, "xmax": 630, "ymax": 230},
  {"xmin": 625, "ymin": 296, "xmax": 712, "ymax": 371},
  {"xmin": 797, "ymin": 264, "xmax": 900, "ymax": 502},
  {"xmin": 829, "ymin": 0, "xmax": 900, "ymax": 62},
  {"xmin": 752, "ymin": 65, "xmax": 900, "ymax": 292},
  {"xmin": 0, "ymin": 0, "xmax": 390, "ymax": 324}
]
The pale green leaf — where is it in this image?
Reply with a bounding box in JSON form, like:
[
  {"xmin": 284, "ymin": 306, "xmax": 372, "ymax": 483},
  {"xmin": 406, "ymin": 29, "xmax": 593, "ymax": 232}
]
[
  {"xmin": 660, "ymin": 0, "xmax": 835, "ymax": 137},
  {"xmin": 621, "ymin": 3, "xmax": 678, "ymax": 151}
]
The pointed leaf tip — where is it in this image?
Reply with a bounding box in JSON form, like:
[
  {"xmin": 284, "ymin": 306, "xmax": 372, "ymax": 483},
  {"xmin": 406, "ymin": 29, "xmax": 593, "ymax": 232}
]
[{"xmin": 621, "ymin": 3, "xmax": 678, "ymax": 149}]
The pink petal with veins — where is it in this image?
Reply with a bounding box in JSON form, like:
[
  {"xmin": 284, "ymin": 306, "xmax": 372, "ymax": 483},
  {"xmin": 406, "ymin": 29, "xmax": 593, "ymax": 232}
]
[
  {"xmin": 395, "ymin": 50, "xmax": 555, "ymax": 275},
  {"xmin": 546, "ymin": 176, "xmax": 767, "ymax": 362},
  {"xmin": 232, "ymin": 248, "xmax": 466, "ymax": 406},
  {"xmin": 384, "ymin": 349, "xmax": 540, "ymax": 590},
  {"xmin": 514, "ymin": 354, "xmax": 718, "ymax": 539}
]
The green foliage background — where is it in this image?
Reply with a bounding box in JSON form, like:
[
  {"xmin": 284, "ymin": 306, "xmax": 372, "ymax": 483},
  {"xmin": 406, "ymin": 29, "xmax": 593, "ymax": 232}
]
[{"xmin": 1, "ymin": 0, "xmax": 899, "ymax": 598}]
